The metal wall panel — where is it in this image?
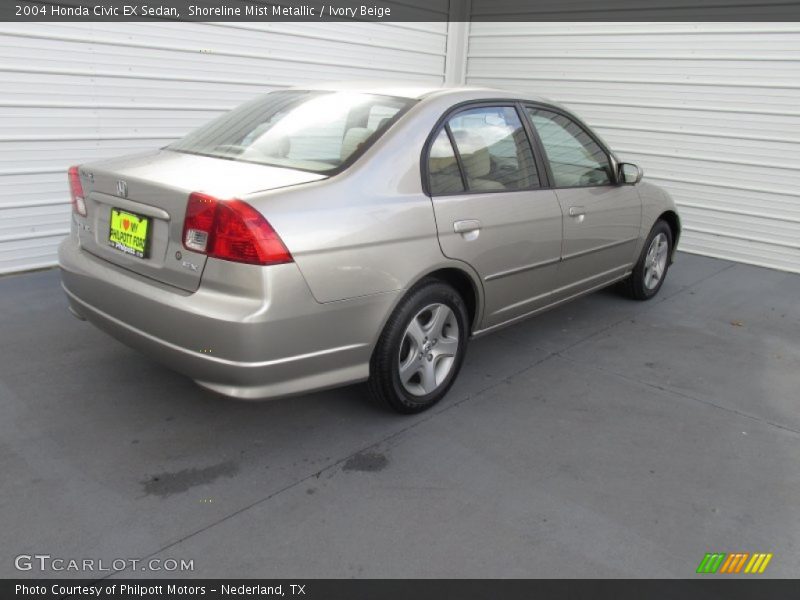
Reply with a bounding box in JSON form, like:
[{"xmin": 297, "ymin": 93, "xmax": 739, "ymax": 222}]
[
  {"xmin": 466, "ymin": 23, "xmax": 800, "ymax": 273},
  {"xmin": 0, "ymin": 21, "xmax": 448, "ymax": 273}
]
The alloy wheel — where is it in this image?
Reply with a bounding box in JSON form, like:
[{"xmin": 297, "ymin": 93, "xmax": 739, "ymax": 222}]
[
  {"xmin": 643, "ymin": 232, "xmax": 669, "ymax": 290},
  {"xmin": 397, "ymin": 303, "xmax": 460, "ymax": 396}
]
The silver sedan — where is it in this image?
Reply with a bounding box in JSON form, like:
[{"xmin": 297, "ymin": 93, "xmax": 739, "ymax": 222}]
[{"xmin": 59, "ymin": 83, "xmax": 680, "ymax": 413}]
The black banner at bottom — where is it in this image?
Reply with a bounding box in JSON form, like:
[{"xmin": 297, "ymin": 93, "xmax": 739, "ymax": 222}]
[{"xmin": 4, "ymin": 579, "xmax": 799, "ymax": 600}]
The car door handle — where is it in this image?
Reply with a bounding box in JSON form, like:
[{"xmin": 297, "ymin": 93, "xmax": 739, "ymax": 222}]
[
  {"xmin": 453, "ymin": 219, "xmax": 481, "ymax": 234},
  {"xmin": 453, "ymin": 219, "xmax": 481, "ymax": 241},
  {"xmin": 568, "ymin": 206, "xmax": 586, "ymax": 218}
]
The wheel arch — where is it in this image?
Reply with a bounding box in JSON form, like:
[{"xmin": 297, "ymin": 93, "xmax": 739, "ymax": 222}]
[
  {"xmin": 423, "ymin": 266, "xmax": 482, "ymax": 333},
  {"xmin": 657, "ymin": 210, "xmax": 681, "ymax": 262},
  {"xmin": 368, "ymin": 262, "xmax": 485, "ymax": 356}
]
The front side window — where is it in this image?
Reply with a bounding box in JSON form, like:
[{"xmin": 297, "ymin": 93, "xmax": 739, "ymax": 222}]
[
  {"xmin": 447, "ymin": 106, "xmax": 539, "ymax": 192},
  {"xmin": 525, "ymin": 108, "xmax": 612, "ymax": 187},
  {"xmin": 169, "ymin": 91, "xmax": 412, "ymax": 174}
]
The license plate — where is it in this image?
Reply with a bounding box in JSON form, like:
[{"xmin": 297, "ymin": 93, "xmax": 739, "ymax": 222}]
[{"xmin": 108, "ymin": 208, "xmax": 150, "ymax": 258}]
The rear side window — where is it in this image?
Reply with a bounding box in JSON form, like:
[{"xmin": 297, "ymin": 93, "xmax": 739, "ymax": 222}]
[
  {"xmin": 426, "ymin": 106, "xmax": 539, "ymax": 195},
  {"xmin": 169, "ymin": 91, "xmax": 412, "ymax": 174},
  {"xmin": 525, "ymin": 108, "xmax": 612, "ymax": 187},
  {"xmin": 428, "ymin": 129, "xmax": 465, "ymax": 195},
  {"xmin": 447, "ymin": 107, "xmax": 539, "ymax": 192}
]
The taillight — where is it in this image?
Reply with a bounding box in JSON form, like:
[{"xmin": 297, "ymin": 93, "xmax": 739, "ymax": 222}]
[
  {"xmin": 68, "ymin": 165, "xmax": 87, "ymax": 216},
  {"xmin": 182, "ymin": 192, "xmax": 292, "ymax": 266}
]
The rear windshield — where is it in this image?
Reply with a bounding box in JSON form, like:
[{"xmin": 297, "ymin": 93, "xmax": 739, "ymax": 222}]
[{"xmin": 168, "ymin": 91, "xmax": 413, "ymax": 174}]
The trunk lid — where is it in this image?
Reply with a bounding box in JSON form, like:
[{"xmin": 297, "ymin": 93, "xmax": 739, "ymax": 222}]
[{"xmin": 77, "ymin": 150, "xmax": 325, "ymax": 291}]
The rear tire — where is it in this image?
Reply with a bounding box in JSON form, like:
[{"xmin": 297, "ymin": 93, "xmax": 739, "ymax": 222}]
[
  {"xmin": 621, "ymin": 220, "xmax": 673, "ymax": 300},
  {"xmin": 368, "ymin": 279, "xmax": 469, "ymax": 414}
]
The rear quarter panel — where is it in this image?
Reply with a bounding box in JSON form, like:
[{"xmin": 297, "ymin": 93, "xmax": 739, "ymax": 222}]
[{"xmin": 247, "ymin": 176, "xmax": 443, "ymax": 304}]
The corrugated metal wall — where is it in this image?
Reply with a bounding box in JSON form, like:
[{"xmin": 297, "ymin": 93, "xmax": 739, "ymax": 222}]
[
  {"xmin": 0, "ymin": 19, "xmax": 448, "ymax": 274},
  {"xmin": 3, "ymin": 20, "xmax": 798, "ymax": 275},
  {"xmin": 466, "ymin": 23, "xmax": 800, "ymax": 273}
]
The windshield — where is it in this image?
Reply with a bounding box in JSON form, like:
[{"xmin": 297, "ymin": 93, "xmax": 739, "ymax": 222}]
[{"xmin": 168, "ymin": 91, "xmax": 413, "ymax": 174}]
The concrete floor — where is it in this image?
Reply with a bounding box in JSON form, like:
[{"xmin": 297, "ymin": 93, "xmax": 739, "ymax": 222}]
[{"xmin": 1, "ymin": 253, "xmax": 798, "ymax": 578}]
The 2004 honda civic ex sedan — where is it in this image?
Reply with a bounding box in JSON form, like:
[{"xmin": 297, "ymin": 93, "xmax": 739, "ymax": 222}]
[{"xmin": 59, "ymin": 83, "xmax": 680, "ymax": 413}]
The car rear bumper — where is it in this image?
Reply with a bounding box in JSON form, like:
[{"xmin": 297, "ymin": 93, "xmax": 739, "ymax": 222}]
[{"xmin": 58, "ymin": 238, "xmax": 398, "ymax": 399}]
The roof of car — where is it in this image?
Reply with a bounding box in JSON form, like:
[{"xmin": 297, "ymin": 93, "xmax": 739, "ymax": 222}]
[{"xmin": 287, "ymin": 81, "xmax": 551, "ymax": 103}]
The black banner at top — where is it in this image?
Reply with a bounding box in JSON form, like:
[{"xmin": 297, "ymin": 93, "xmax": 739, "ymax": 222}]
[{"xmin": 4, "ymin": 0, "xmax": 800, "ymax": 21}]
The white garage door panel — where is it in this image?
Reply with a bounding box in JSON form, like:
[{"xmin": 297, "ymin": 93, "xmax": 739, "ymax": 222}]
[
  {"xmin": 0, "ymin": 139, "xmax": 177, "ymax": 170},
  {"xmin": 561, "ymin": 104, "xmax": 800, "ymax": 144},
  {"xmin": 653, "ymin": 180, "xmax": 800, "ymax": 222},
  {"xmin": 0, "ymin": 22, "xmax": 447, "ymax": 274},
  {"xmin": 683, "ymin": 231, "xmax": 800, "ymax": 274},
  {"xmin": 0, "ymin": 205, "xmax": 71, "ymax": 238},
  {"xmin": 598, "ymin": 132, "xmax": 798, "ymax": 168},
  {"xmin": 0, "ymin": 31, "xmax": 444, "ymax": 81},
  {"xmin": 469, "ymin": 58, "xmax": 800, "ymax": 86},
  {"xmin": 467, "ymin": 22, "xmax": 800, "ymax": 39},
  {"xmin": 608, "ymin": 151, "xmax": 800, "ymax": 191},
  {"xmin": 467, "ymin": 22, "xmax": 800, "ymax": 273},
  {"xmin": 472, "ymin": 77, "xmax": 800, "ymax": 115},
  {"xmin": 681, "ymin": 205, "xmax": 800, "ymax": 246},
  {"xmin": 0, "ymin": 107, "xmax": 220, "ymax": 137},
  {"xmin": 0, "ymin": 173, "xmax": 67, "ymax": 207},
  {"xmin": 470, "ymin": 31, "xmax": 800, "ymax": 56},
  {"xmin": 0, "ymin": 71, "xmax": 267, "ymax": 107},
  {"xmin": 238, "ymin": 22, "xmax": 448, "ymax": 54},
  {"xmin": 0, "ymin": 235, "xmax": 65, "ymax": 273}
]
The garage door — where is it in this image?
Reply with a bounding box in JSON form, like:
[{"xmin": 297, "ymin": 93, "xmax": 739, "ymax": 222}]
[
  {"xmin": 465, "ymin": 23, "xmax": 800, "ymax": 273},
  {"xmin": 0, "ymin": 21, "xmax": 448, "ymax": 274}
]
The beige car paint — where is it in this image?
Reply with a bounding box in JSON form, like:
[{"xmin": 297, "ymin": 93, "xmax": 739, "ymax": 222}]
[{"xmin": 59, "ymin": 83, "xmax": 680, "ymax": 399}]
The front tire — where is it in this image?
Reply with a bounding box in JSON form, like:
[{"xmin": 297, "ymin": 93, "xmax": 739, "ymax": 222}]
[
  {"xmin": 368, "ymin": 279, "xmax": 469, "ymax": 414},
  {"xmin": 622, "ymin": 219, "xmax": 673, "ymax": 300}
]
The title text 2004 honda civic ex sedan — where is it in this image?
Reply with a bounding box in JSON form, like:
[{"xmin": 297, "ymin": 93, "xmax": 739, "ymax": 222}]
[{"xmin": 59, "ymin": 83, "xmax": 680, "ymax": 413}]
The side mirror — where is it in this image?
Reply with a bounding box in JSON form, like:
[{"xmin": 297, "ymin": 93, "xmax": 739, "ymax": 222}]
[{"xmin": 618, "ymin": 162, "xmax": 643, "ymax": 185}]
